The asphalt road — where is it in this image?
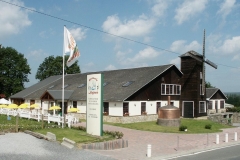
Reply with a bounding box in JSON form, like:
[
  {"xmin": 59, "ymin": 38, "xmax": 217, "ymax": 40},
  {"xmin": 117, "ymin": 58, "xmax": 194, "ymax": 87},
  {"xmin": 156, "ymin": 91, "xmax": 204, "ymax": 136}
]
[
  {"xmin": 0, "ymin": 132, "xmax": 115, "ymax": 160},
  {"xmin": 167, "ymin": 144, "xmax": 240, "ymax": 160}
]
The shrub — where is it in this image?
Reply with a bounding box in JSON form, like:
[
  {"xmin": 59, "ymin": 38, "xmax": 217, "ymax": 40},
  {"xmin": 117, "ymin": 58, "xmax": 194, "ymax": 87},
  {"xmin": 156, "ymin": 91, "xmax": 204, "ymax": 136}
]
[
  {"xmin": 205, "ymin": 124, "xmax": 212, "ymax": 129},
  {"xmin": 179, "ymin": 125, "xmax": 187, "ymax": 131}
]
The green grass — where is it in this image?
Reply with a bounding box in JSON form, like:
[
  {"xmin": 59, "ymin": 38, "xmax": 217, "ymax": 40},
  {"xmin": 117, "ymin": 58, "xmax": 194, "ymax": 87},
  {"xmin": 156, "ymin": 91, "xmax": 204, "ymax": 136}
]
[
  {"xmin": 104, "ymin": 118, "xmax": 234, "ymax": 134},
  {"xmin": 35, "ymin": 128, "xmax": 114, "ymax": 143},
  {"xmin": 0, "ymin": 115, "xmax": 115, "ymax": 145}
]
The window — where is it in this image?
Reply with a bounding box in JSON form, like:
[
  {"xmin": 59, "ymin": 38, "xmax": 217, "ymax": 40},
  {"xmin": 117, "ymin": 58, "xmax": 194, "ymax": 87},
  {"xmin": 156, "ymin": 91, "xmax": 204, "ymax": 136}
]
[
  {"xmin": 220, "ymin": 100, "xmax": 224, "ymax": 109},
  {"xmin": 161, "ymin": 84, "xmax": 181, "ymax": 95},
  {"xmin": 49, "ymin": 85, "xmax": 55, "ymax": 89},
  {"xmin": 62, "ymin": 84, "xmax": 69, "ymax": 88},
  {"xmin": 141, "ymin": 102, "xmax": 146, "ymax": 115},
  {"xmin": 103, "ymin": 102, "xmax": 109, "ymax": 114},
  {"xmin": 122, "ymin": 81, "xmax": 134, "ymax": 87},
  {"xmin": 199, "ymin": 101, "xmax": 206, "ymax": 113},
  {"xmin": 78, "ymin": 84, "xmax": 85, "ymax": 88},
  {"xmin": 208, "ymin": 101, "xmax": 213, "ymax": 109},
  {"xmin": 103, "ymin": 82, "xmax": 110, "ymax": 87},
  {"xmin": 73, "ymin": 101, "xmax": 77, "ymax": 108},
  {"xmin": 123, "ymin": 102, "xmax": 129, "ymax": 115}
]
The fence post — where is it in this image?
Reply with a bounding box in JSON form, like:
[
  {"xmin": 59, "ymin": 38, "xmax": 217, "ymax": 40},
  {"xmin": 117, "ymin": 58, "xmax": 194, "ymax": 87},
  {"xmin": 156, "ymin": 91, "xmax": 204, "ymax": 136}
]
[
  {"xmin": 48, "ymin": 114, "xmax": 50, "ymax": 123},
  {"xmin": 147, "ymin": 144, "xmax": 151, "ymax": 157},
  {"xmin": 216, "ymin": 134, "xmax": 219, "ymax": 144},
  {"xmin": 235, "ymin": 132, "xmax": 238, "ymax": 141},
  {"xmin": 225, "ymin": 133, "xmax": 228, "ymax": 143}
]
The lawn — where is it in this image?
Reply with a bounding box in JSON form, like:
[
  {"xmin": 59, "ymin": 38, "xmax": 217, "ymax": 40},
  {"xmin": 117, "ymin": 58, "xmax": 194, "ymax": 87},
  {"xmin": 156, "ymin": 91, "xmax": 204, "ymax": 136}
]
[
  {"xmin": 0, "ymin": 115, "xmax": 116, "ymax": 145},
  {"xmin": 105, "ymin": 118, "xmax": 234, "ymax": 134}
]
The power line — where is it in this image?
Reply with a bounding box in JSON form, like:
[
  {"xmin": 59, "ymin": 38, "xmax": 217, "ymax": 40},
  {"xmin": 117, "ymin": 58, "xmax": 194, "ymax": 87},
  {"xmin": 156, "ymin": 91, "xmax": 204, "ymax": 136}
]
[{"xmin": 0, "ymin": 0, "xmax": 239, "ymax": 69}]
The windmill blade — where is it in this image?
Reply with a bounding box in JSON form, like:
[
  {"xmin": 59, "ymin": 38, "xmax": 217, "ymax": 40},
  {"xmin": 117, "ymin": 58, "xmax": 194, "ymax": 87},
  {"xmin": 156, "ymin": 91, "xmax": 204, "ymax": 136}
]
[
  {"xmin": 205, "ymin": 59, "xmax": 218, "ymax": 69},
  {"xmin": 188, "ymin": 52, "xmax": 203, "ymax": 63}
]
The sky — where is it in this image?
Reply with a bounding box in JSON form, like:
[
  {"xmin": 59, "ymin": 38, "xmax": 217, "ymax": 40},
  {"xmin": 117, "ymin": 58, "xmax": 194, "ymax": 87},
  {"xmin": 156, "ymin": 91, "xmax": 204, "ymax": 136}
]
[{"xmin": 0, "ymin": 0, "xmax": 240, "ymax": 92}]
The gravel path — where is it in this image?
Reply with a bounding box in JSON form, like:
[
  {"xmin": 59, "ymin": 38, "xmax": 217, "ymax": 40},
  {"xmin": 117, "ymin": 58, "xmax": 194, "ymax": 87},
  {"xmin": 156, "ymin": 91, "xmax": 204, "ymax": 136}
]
[{"xmin": 0, "ymin": 132, "xmax": 115, "ymax": 160}]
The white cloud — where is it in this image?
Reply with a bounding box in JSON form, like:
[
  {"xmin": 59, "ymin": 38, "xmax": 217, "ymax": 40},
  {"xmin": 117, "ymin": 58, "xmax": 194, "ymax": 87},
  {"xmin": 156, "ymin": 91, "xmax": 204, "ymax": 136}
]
[
  {"xmin": 105, "ymin": 64, "xmax": 117, "ymax": 70},
  {"xmin": 27, "ymin": 49, "xmax": 48, "ymax": 61},
  {"xmin": 0, "ymin": 0, "xmax": 32, "ymax": 38},
  {"xmin": 69, "ymin": 27, "xmax": 87, "ymax": 41},
  {"xmin": 217, "ymin": 0, "xmax": 236, "ymax": 19},
  {"xmin": 174, "ymin": 0, "xmax": 208, "ymax": 25},
  {"xmin": 102, "ymin": 14, "xmax": 156, "ymax": 37},
  {"xmin": 151, "ymin": 0, "xmax": 168, "ymax": 17},
  {"xmin": 170, "ymin": 40, "xmax": 201, "ymax": 53},
  {"xmin": 209, "ymin": 36, "xmax": 240, "ymax": 55},
  {"xmin": 118, "ymin": 47, "xmax": 161, "ymax": 67},
  {"xmin": 170, "ymin": 57, "xmax": 180, "ymax": 67}
]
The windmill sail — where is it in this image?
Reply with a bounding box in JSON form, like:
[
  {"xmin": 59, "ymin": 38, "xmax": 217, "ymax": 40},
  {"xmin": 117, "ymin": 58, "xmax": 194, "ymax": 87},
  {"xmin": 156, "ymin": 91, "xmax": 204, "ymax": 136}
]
[{"xmin": 205, "ymin": 59, "xmax": 218, "ymax": 69}]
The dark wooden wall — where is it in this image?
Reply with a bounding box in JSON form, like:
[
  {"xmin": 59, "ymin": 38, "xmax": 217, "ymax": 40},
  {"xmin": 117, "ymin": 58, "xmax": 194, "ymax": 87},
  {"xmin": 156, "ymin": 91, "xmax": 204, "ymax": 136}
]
[
  {"xmin": 210, "ymin": 91, "xmax": 227, "ymax": 100},
  {"xmin": 180, "ymin": 56, "xmax": 206, "ymax": 117},
  {"xmin": 126, "ymin": 66, "xmax": 182, "ymax": 101}
]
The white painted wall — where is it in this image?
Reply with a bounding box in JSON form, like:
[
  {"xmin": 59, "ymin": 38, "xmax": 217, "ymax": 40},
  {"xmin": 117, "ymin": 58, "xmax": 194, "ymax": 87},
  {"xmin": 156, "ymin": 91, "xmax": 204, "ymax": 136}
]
[
  {"xmin": 146, "ymin": 101, "xmax": 156, "ymax": 115},
  {"xmin": 109, "ymin": 102, "xmax": 123, "ymax": 116},
  {"xmin": 129, "ymin": 101, "xmax": 141, "ymax": 116},
  {"xmin": 78, "ymin": 101, "xmax": 86, "ymax": 113}
]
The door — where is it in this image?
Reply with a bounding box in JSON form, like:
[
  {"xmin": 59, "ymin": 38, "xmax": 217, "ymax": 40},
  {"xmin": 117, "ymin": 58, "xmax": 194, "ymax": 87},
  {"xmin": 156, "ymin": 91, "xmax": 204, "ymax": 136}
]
[{"xmin": 183, "ymin": 101, "xmax": 194, "ymax": 118}]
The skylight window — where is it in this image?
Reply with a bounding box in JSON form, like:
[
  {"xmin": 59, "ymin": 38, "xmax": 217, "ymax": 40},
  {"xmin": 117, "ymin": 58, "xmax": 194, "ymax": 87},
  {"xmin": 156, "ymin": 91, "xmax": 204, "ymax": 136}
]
[
  {"xmin": 103, "ymin": 82, "xmax": 110, "ymax": 87},
  {"xmin": 49, "ymin": 85, "xmax": 55, "ymax": 89},
  {"xmin": 78, "ymin": 84, "xmax": 86, "ymax": 88},
  {"xmin": 61, "ymin": 84, "xmax": 69, "ymax": 88},
  {"xmin": 122, "ymin": 81, "xmax": 134, "ymax": 87}
]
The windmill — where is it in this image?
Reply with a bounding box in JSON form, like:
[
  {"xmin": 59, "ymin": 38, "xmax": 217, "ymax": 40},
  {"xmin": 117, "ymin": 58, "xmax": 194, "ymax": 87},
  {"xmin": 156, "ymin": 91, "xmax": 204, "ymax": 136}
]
[{"xmin": 188, "ymin": 29, "xmax": 217, "ymax": 95}]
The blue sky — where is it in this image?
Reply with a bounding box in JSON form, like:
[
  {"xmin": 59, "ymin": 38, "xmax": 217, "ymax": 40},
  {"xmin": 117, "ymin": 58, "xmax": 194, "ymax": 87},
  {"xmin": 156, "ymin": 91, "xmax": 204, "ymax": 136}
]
[{"xmin": 0, "ymin": 0, "xmax": 240, "ymax": 92}]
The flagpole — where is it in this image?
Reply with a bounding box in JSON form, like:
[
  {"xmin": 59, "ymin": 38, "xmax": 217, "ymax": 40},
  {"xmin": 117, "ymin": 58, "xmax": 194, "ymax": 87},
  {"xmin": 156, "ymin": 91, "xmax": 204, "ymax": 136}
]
[{"xmin": 62, "ymin": 26, "xmax": 65, "ymax": 128}]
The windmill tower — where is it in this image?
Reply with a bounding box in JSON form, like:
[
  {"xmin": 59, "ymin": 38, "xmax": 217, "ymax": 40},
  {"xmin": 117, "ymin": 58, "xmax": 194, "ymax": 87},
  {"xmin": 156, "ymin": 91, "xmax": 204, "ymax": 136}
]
[{"xmin": 180, "ymin": 29, "xmax": 217, "ymax": 118}]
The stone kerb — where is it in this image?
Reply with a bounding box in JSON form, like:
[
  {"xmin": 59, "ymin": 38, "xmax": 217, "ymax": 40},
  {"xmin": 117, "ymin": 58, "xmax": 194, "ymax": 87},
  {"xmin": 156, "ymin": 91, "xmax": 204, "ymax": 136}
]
[
  {"xmin": 46, "ymin": 132, "xmax": 56, "ymax": 141},
  {"xmin": 61, "ymin": 137, "xmax": 76, "ymax": 149}
]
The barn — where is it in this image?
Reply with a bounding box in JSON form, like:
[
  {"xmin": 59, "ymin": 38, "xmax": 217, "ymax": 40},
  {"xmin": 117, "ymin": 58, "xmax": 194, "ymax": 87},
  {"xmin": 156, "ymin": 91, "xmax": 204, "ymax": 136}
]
[{"xmin": 10, "ymin": 64, "xmax": 183, "ymax": 119}]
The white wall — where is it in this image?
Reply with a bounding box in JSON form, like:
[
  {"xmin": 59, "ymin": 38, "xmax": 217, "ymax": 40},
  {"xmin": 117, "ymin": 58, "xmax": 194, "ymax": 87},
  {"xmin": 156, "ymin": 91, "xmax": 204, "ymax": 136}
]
[
  {"xmin": 146, "ymin": 101, "xmax": 157, "ymax": 115},
  {"xmin": 129, "ymin": 101, "xmax": 141, "ymax": 116},
  {"xmin": 78, "ymin": 101, "xmax": 86, "ymax": 113},
  {"xmin": 109, "ymin": 102, "xmax": 123, "ymax": 116}
]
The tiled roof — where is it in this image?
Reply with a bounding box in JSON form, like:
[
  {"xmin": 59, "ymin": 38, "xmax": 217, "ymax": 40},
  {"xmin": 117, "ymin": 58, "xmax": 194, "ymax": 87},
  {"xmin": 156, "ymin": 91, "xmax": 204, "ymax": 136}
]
[
  {"xmin": 179, "ymin": 50, "xmax": 203, "ymax": 58},
  {"xmin": 10, "ymin": 75, "xmax": 62, "ymax": 99},
  {"xmin": 11, "ymin": 64, "xmax": 182, "ymax": 101},
  {"xmin": 206, "ymin": 88, "xmax": 227, "ymax": 99}
]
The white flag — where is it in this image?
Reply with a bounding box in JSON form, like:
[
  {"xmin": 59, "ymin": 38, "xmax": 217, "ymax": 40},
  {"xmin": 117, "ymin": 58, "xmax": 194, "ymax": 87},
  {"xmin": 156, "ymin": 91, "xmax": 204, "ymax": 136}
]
[{"xmin": 64, "ymin": 26, "xmax": 80, "ymax": 67}]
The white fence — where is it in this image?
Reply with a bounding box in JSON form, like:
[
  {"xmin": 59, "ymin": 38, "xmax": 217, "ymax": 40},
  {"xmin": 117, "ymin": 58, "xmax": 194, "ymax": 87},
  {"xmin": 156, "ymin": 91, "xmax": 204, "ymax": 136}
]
[{"xmin": 0, "ymin": 108, "xmax": 78, "ymax": 128}]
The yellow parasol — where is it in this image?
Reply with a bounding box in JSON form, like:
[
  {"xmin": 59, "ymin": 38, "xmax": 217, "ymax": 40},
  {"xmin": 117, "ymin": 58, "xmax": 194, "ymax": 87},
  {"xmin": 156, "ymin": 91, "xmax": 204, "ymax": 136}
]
[
  {"xmin": 0, "ymin": 104, "xmax": 8, "ymax": 108},
  {"xmin": 49, "ymin": 106, "xmax": 61, "ymax": 110},
  {"xmin": 68, "ymin": 108, "xmax": 79, "ymax": 113},
  {"xmin": 19, "ymin": 103, "xmax": 29, "ymax": 109},
  {"xmin": 30, "ymin": 104, "xmax": 40, "ymax": 109},
  {"xmin": 8, "ymin": 104, "xmax": 19, "ymax": 109}
]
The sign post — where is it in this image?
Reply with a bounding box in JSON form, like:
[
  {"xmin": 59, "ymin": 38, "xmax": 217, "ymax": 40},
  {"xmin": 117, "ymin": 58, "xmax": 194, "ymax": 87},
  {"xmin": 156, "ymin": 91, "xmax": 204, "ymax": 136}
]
[{"xmin": 86, "ymin": 74, "xmax": 103, "ymax": 136}]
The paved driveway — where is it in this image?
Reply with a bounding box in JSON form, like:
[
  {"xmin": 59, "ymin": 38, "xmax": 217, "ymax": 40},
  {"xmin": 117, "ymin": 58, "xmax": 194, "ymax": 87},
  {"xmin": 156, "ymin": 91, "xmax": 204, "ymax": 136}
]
[
  {"xmin": 0, "ymin": 132, "xmax": 114, "ymax": 160},
  {"xmin": 74, "ymin": 123, "xmax": 240, "ymax": 160}
]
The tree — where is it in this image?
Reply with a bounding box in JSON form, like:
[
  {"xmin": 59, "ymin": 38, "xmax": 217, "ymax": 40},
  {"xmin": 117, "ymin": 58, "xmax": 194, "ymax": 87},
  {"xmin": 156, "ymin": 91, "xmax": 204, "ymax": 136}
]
[
  {"xmin": 35, "ymin": 55, "xmax": 81, "ymax": 81},
  {"xmin": 205, "ymin": 81, "xmax": 215, "ymax": 88},
  {"xmin": 0, "ymin": 46, "xmax": 31, "ymax": 98},
  {"xmin": 226, "ymin": 94, "xmax": 240, "ymax": 107}
]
